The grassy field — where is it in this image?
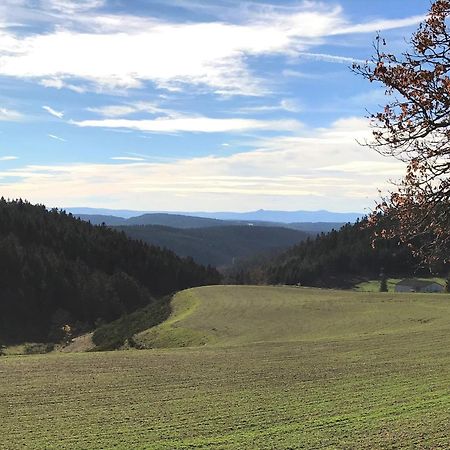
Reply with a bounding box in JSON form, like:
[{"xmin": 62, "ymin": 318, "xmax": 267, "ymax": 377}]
[
  {"xmin": 2, "ymin": 285, "xmax": 450, "ymax": 449},
  {"xmin": 354, "ymin": 277, "xmax": 446, "ymax": 293}
]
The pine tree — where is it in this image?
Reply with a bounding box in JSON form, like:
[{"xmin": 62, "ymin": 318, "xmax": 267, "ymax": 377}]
[
  {"xmin": 380, "ymin": 275, "xmax": 388, "ymax": 293},
  {"xmin": 379, "ymin": 266, "xmax": 389, "ymax": 292},
  {"xmin": 0, "ymin": 198, "xmax": 221, "ymax": 344}
]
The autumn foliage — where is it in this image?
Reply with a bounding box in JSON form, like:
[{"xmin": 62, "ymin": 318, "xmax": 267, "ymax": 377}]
[{"xmin": 354, "ymin": 0, "xmax": 450, "ymax": 268}]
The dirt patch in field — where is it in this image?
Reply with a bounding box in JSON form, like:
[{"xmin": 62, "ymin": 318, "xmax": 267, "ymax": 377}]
[{"xmin": 61, "ymin": 333, "xmax": 95, "ymax": 352}]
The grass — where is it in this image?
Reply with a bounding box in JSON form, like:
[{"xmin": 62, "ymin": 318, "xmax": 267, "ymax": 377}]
[
  {"xmin": 2, "ymin": 285, "xmax": 450, "ymax": 449},
  {"xmin": 354, "ymin": 277, "xmax": 447, "ymax": 293},
  {"xmin": 2, "ymin": 342, "xmax": 54, "ymax": 356},
  {"xmin": 136, "ymin": 285, "xmax": 450, "ymax": 347}
]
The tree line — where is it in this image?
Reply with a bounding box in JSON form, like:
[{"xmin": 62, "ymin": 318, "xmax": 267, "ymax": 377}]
[
  {"xmin": 0, "ymin": 199, "xmax": 220, "ymax": 343},
  {"xmin": 227, "ymin": 218, "xmax": 448, "ymax": 288}
]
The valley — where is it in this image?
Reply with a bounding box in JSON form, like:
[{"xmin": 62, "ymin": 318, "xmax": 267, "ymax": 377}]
[{"xmin": 1, "ymin": 1, "xmax": 449, "ymax": 449}]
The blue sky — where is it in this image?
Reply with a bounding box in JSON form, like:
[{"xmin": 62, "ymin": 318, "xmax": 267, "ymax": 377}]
[{"xmin": 0, "ymin": 0, "xmax": 430, "ymax": 212}]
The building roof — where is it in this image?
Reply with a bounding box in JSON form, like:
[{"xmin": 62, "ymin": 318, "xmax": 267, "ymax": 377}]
[{"xmin": 396, "ymin": 278, "xmax": 442, "ymax": 288}]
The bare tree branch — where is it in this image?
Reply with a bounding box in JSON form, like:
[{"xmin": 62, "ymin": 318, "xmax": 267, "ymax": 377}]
[{"xmin": 353, "ymin": 0, "xmax": 450, "ymax": 269}]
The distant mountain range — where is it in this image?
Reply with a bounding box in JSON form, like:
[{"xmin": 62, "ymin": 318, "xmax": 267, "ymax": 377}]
[
  {"xmin": 73, "ymin": 212, "xmax": 345, "ymax": 234},
  {"xmin": 76, "ymin": 213, "xmax": 231, "ymax": 228},
  {"xmin": 186, "ymin": 209, "xmax": 362, "ymax": 223},
  {"xmin": 66, "ymin": 209, "xmax": 359, "ymax": 267},
  {"xmin": 66, "ymin": 207, "xmax": 362, "ymax": 223}
]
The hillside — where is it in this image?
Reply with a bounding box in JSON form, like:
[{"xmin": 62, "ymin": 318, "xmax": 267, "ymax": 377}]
[
  {"xmin": 4, "ymin": 286, "xmax": 450, "ymax": 449},
  {"xmin": 76, "ymin": 213, "xmax": 229, "ymax": 228},
  {"xmin": 228, "ymin": 218, "xmax": 449, "ymax": 287},
  {"xmin": 135, "ymin": 285, "xmax": 450, "ymax": 348},
  {"xmin": 68, "ymin": 207, "xmax": 361, "ymax": 224},
  {"xmin": 76, "ymin": 211, "xmax": 344, "ymax": 234},
  {"xmin": 190, "ymin": 209, "xmax": 361, "ymax": 223},
  {"xmin": 76, "ymin": 214, "xmax": 127, "ymax": 226},
  {"xmin": 0, "ymin": 199, "xmax": 220, "ymax": 343},
  {"xmin": 126, "ymin": 213, "xmax": 229, "ymax": 228},
  {"xmin": 287, "ymin": 221, "xmax": 344, "ymax": 233},
  {"xmin": 116, "ymin": 224, "xmax": 309, "ymax": 267}
]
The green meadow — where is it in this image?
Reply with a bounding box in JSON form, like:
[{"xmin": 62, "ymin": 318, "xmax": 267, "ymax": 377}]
[
  {"xmin": 354, "ymin": 278, "xmax": 447, "ymax": 293},
  {"xmin": 2, "ymin": 286, "xmax": 450, "ymax": 449}
]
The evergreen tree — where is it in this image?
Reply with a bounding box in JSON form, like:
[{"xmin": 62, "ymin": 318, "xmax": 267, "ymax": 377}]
[
  {"xmin": 0, "ymin": 198, "xmax": 221, "ymax": 344},
  {"xmin": 231, "ymin": 217, "xmax": 447, "ymax": 287},
  {"xmin": 380, "ymin": 275, "xmax": 388, "ymax": 293}
]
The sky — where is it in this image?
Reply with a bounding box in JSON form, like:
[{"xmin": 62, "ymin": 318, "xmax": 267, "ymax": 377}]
[{"xmin": 0, "ymin": 0, "xmax": 431, "ymax": 213}]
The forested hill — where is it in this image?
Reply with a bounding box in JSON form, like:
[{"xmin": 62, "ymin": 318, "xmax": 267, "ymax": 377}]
[
  {"xmin": 0, "ymin": 199, "xmax": 220, "ymax": 343},
  {"xmin": 116, "ymin": 225, "xmax": 310, "ymax": 267},
  {"xmin": 265, "ymin": 219, "xmax": 448, "ymax": 287},
  {"xmin": 229, "ymin": 218, "xmax": 444, "ymax": 287},
  {"xmin": 76, "ymin": 212, "xmax": 344, "ymax": 234}
]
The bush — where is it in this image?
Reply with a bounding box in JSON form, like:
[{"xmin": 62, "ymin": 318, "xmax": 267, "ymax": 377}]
[
  {"xmin": 92, "ymin": 297, "xmax": 171, "ymax": 351},
  {"xmin": 24, "ymin": 343, "xmax": 55, "ymax": 355}
]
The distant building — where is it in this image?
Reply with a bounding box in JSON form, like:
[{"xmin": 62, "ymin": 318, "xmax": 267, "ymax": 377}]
[{"xmin": 395, "ymin": 279, "xmax": 444, "ymax": 293}]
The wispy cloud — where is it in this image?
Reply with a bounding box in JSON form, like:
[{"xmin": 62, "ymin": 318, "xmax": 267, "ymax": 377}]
[
  {"xmin": 282, "ymin": 69, "xmax": 323, "ymax": 79},
  {"xmin": 0, "ymin": 3, "xmax": 424, "ymax": 95},
  {"xmin": 317, "ymin": 161, "xmax": 404, "ymax": 176},
  {"xmin": 0, "ymin": 107, "xmax": 22, "ymax": 121},
  {"xmin": 0, "ymin": 117, "xmax": 398, "ymax": 211},
  {"xmin": 0, "ymin": 155, "xmax": 18, "ymax": 161},
  {"xmin": 43, "ymin": 105, "xmax": 64, "ymax": 118},
  {"xmin": 39, "ymin": 0, "xmax": 105, "ymax": 13},
  {"xmin": 110, "ymin": 156, "xmax": 146, "ymax": 161},
  {"xmin": 87, "ymin": 102, "xmax": 175, "ymax": 118},
  {"xmin": 237, "ymin": 99, "xmax": 301, "ymax": 114},
  {"xmin": 332, "ymin": 15, "xmax": 424, "ymax": 35},
  {"xmin": 298, "ymin": 52, "xmax": 367, "ymax": 65},
  {"xmin": 48, "ymin": 134, "xmax": 66, "ymax": 141},
  {"xmin": 40, "ymin": 78, "xmax": 87, "ymax": 93},
  {"xmin": 72, "ymin": 116, "xmax": 302, "ymax": 133}
]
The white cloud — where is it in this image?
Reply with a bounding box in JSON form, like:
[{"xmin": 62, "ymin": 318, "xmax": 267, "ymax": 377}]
[
  {"xmin": 40, "ymin": 78, "xmax": 87, "ymax": 93},
  {"xmin": 0, "ymin": 4, "xmax": 424, "ymax": 95},
  {"xmin": 238, "ymin": 99, "xmax": 301, "ymax": 114},
  {"xmin": 332, "ymin": 15, "xmax": 424, "ymax": 35},
  {"xmin": 0, "ymin": 155, "xmax": 18, "ymax": 161},
  {"xmin": 40, "ymin": 0, "xmax": 105, "ymax": 13},
  {"xmin": 298, "ymin": 52, "xmax": 367, "ymax": 65},
  {"xmin": 280, "ymin": 99, "xmax": 301, "ymax": 113},
  {"xmin": 0, "ymin": 107, "xmax": 22, "ymax": 121},
  {"xmin": 87, "ymin": 105, "xmax": 142, "ymax": 118},
  {"xmin": 0, "ymin": 117, "xmax": 402, "ymax": 211},
  {"xmin": 72, "ymin": 116, "xmax": 302, "ymax": 133},
  {"xmin": 282, "ymin": 69, "xmax": 325, "ymax": 80},
  {"xmin": 48, "ymin": 134, "xmax": 66, "ymax": 141},
  {"xmin": 87, "ymin": 102, "xmax": 175, "ymax": 118},
  {"xmin": 110, "ymin": 156, "xmax": 146, "ymax": 161},
  {"xmin": 42, "ymin": 105, "xmax": 64, "ymax": 118},
  {"xmin": 317, "ymin": 161, "xmax": 404, "ymax": 175}
]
